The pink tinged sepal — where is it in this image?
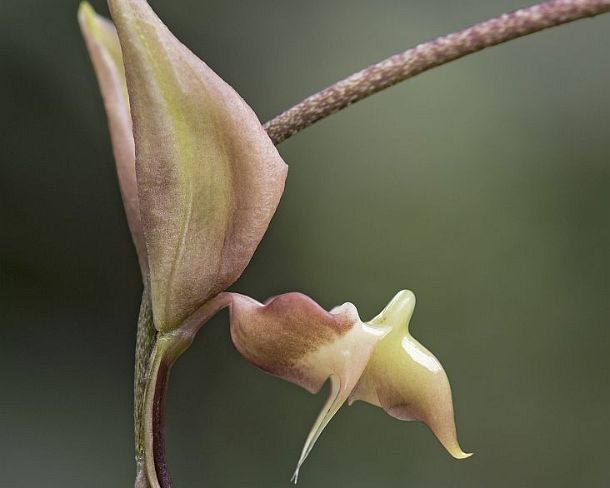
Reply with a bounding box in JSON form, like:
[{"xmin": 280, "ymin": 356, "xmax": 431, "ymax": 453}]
[
  {"xmin": 107, "ymin": 0, "xmax": 288, "ymax": 333},
  {"xmin": 78, "ymin": 3, "xmax": 147, "ymax": 274},
  {"xmin": 226, "ymin": 292, "xmax": 389, "ymax": 482},
  {"xmin": 349, "ymin": 290, "xmax": 472, "ymax": 460}
]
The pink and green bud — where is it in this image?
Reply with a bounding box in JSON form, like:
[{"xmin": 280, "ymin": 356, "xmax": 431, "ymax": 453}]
[{"xmin": 81, "ymin": 0, "xmax": 288, "ymax": 333}]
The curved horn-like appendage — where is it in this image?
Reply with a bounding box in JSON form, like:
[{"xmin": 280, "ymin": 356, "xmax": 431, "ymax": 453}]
[{"xmin": 350, "ymin": 290, "xmax": 472, "ymax": 459}]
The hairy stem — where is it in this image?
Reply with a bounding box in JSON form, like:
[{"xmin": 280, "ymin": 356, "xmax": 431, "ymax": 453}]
[
  {"xmin": 135, "ymin": 285, "xmax": 155, "ymax": 487},
  {"xmin": 264, "ymin": 0, "xmax": 610, "ymax": 145}
]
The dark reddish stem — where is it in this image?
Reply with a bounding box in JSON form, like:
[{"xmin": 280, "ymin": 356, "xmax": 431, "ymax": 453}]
[{"xmin": 146, "ymin": 294, "xmax": 232, "ymax": 488}]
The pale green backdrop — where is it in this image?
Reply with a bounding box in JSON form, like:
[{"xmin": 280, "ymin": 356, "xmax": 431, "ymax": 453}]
[{"xmin": 1, "ymin": 1, "xmax": 609, "ymax": 487}]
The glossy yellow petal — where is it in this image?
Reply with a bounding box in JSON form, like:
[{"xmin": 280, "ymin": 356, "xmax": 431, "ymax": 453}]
[
  {"xmin": 107, "ymin": 0, "xmax": 288, "ymax": 332},
  {"xmin": 350, "ymin": 290, "xmax": 472, "ymax": 459},
  {"xmin": 227, "ymin": 292, "xmax": 388, "ymax": 480},
  {"xmin": 78, "ymin": 2, "xmax": 147, "ymax": 273}
]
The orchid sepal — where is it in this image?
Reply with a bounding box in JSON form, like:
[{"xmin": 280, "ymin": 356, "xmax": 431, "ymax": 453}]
[{"xmin": 86, "ymin": 0, "xmax": 288, "ymax": 334}]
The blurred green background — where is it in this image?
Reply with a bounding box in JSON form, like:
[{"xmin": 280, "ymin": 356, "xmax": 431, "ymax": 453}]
[{"xmin": 2, "ymin": 0, "xmax": 609, "ymax": 486}]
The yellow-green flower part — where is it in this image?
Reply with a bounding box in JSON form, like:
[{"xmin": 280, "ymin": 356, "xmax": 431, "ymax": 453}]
[{"xmin": 350, "ymin": 290, "xmax": 472, "ymax": 460}]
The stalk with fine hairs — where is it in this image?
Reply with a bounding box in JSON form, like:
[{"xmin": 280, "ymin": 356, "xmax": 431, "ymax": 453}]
[{"xmin": 264, "ymin": 0, "xmax": 610, "ymax": 145}]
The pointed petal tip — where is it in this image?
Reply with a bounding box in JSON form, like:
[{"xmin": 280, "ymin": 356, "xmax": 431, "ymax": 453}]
[
  {"xmin": 395, "ymin": 289, "xmax": 416, "ymax": 301},
  {"xmin": 437, "ymin": 430, "xmax": 472, "ymax": 459},
  {"xmin": 77, "ymin": 1, "xmax": 89, "ymax": 14},
  {"xmin": 389, "ymin": 289, "xmax": 416, "ymax": 314},
  {"xmin": 290, "ymin": 470, "xmax": 299, "ymax": 484},
  {"xmin": 78, "ymin": 2, "xmax": 105, "ymax": 33},
  {"xmin": 431, "ymin": 418, "xmax": 472, "ymax": 460},
  {"xmin": 292, "ymin": 376, "xmax": 351, "ymax": 480},
  {"xmin": 77, "ymin": 1, "xmax": 92, "ymax": 17},
  {"xmin": 77, "ymin": 2, "xmax": 95, "ymax": 28},
  {"xmin": 370, "ymin": 289, "xmax": 416, "ymax": 329},
  {"xmin": 447, "ymin": 445, "xmax": 473, "ymax": 460}
]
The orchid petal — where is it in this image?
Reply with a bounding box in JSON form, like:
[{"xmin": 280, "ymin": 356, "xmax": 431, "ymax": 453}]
[
  {"xmin": 350, "ymin": 290, "xmax": 472, "ymax": 459},
  {"xmin": 227, "ymin": 292, "xmax": 388, "ymax": 479},
  {"xmin": 78, "ymin": 2, "xmax": 147, "ymax": 273},
  {"xmin": 107, "ymin": 0, "xmax": 288, "ymax": 332}
]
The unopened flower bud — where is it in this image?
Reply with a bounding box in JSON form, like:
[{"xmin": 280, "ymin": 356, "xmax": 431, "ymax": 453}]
[{"xmin": 82, "ymin": 0, "xmax": 288, "ymax": 333}]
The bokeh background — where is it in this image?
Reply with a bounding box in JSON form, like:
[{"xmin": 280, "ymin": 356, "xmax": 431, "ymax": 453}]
[{"xmin": 2, "ymin": 0, "xmax": 609, "ymax": 486}]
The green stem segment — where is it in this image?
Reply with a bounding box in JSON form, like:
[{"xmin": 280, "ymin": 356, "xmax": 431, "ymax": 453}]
[
  {"xmin": 144, "ymin": 336, "xmax": 182, "ymax": 488},
  {"xmin": 264, "ymin": 0, "xmax": 610, "ymax": 145},
  {"xmin": 137, "ymin": 294, "xmax": 232, "ymax": 488},
  {"xmin": 135, "ymin": 287, "xmax": 155, "ymax": 488}
]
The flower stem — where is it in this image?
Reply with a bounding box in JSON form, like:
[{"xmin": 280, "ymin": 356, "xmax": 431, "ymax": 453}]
[
  {"xmin": 138, "ymin": 294, "xmax": 232, "ymax": 488},
  {"xmin": 143, "ymin": 335, "xmax": 194, "ymax": 488},
  {"xmin": 264, "ymin": 0, "xmax": 610, "ymax": 145},
  {"xmin": 151, "ymin": 346, "xmax": 173, "ymax": 487},
  {"xmin": 135, "ymin": 286, "xmax": 155, "ymax": 487}
]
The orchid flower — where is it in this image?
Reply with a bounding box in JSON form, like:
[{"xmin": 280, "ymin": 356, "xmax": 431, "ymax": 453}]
[
  {"xmin": 79, "ymin": 0, "xmax": 470, "ymax": 486},
  {"xmin": 228, "ymin": 290, "xmax": 471, "ymax": 482}
]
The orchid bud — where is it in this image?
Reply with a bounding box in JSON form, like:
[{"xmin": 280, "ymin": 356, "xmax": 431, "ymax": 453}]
[
  {"xmin": 82, "ymin": 0, "xmax": 288, "ymax": 333},
  {"xmin": 227, "ymin": 290, "xmax": 470, "ymax": 480}
]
